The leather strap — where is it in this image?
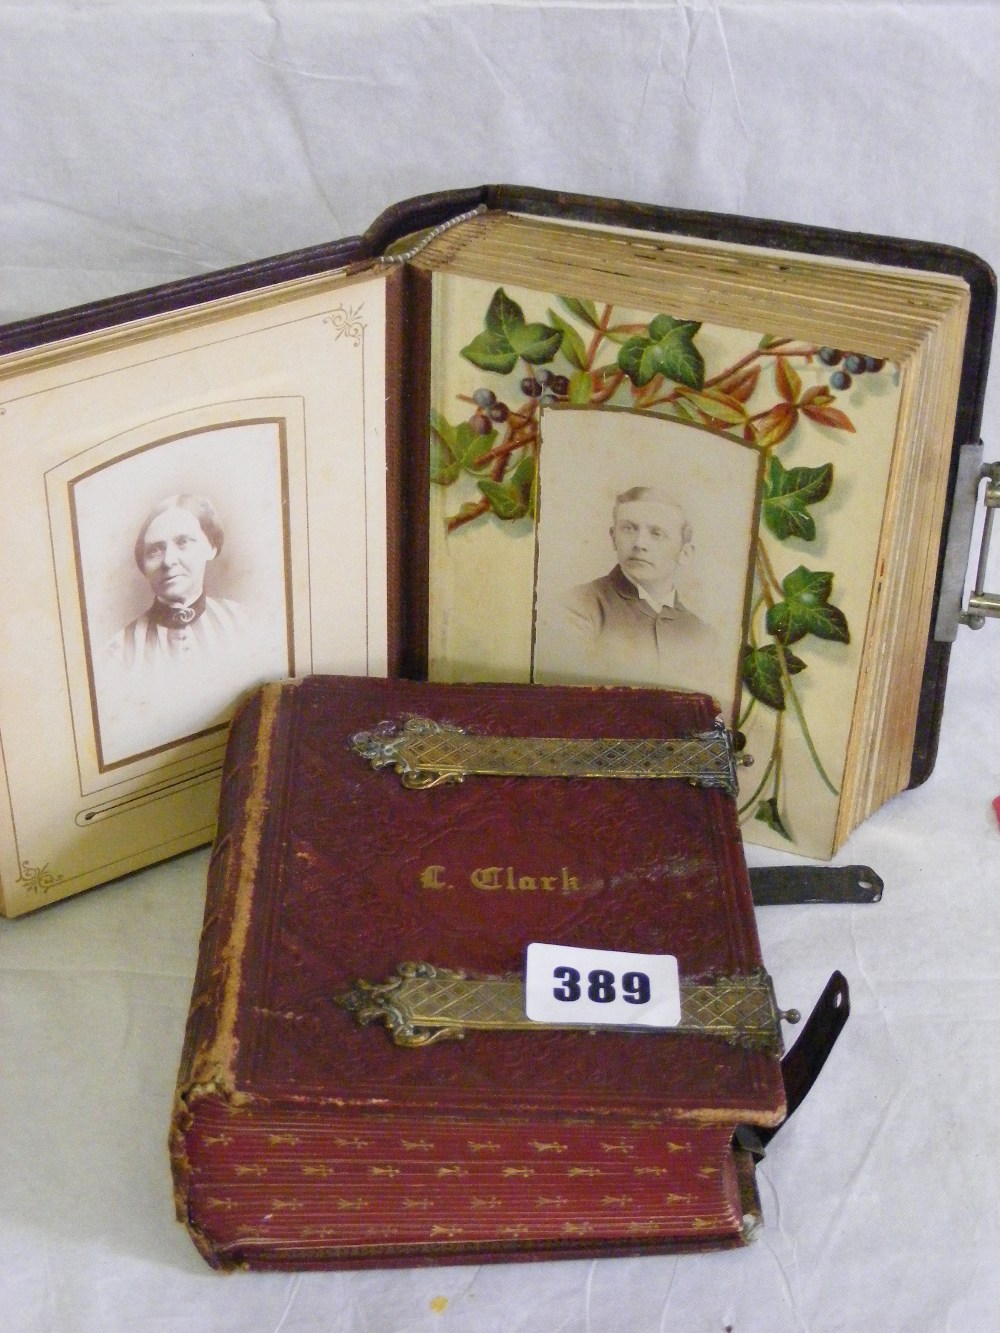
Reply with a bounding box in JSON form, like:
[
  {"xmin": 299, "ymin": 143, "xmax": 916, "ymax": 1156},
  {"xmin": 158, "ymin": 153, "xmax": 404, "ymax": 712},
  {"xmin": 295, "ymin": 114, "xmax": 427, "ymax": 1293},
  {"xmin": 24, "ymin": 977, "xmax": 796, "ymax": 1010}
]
[{"xmin": 740, "ymin": 970, "xmax": 850, "ymax": 1154}]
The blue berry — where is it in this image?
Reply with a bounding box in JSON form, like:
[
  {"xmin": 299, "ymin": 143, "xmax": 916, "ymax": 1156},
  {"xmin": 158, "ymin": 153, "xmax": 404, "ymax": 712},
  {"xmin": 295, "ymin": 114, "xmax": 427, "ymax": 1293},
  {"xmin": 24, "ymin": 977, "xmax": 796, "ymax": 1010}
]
[
  {"xmin": 818, "ymin": 347, "xmax": 842, "ymax": 366},
  {"xmin": 469, "ymin": 412, "xmax": 492, "ymax": 436},
  {"xmin": 521, "ymin": 376, "xmax": 542, "ymax": 398},
  {"xmin": 472, "ymin": 387, "xmax": 496, "ymax": 409},
  {"xmin": 830, "ymin": 370, "xmax": 852, "ymax": 391},
  {"xmin": 843, "ymin": 354, "xmax": 866, "ymax": 375},
  {"xmin": 864, "ymin": 356, "xmax": 884, "ymax": 372}
]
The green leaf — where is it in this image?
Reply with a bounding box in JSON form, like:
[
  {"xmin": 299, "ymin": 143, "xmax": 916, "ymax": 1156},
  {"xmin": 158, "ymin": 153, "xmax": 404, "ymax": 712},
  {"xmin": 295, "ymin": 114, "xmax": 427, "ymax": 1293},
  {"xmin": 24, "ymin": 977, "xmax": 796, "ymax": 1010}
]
[
  {"xmin": 648, "ymin": 314, "xmax": 701, "ymax": 342},
  {"xmin": 616, "ymin": 318, "xmax": 705, "ymax": 390},
  {"xmin": 509, "ymin": 321, "xmax": 562, "ymax": 364},
  {"xmin": 755, "ymin": 797, "xmax": 792, "ymax": 840},
  {"xmin": 460, "ymin": 328, "xmax": 518, "ymax": 374},
  {"xmin": 741, "ymin": 644, "xmax": 806, "ymax": 710},
  {"xmin": 766, "ymin": 565, "xmax": 850, "ymax": 645},
  {"xmin": 762, "ymin": 457, "xmax": 834, "ymax": 542},
  {"xmin": 429, "ymin": 411, "xmax": 461, "ymax": 485},
  {"xmin": 464, "ymin": 287, "xmax": 561, "ymax": 369},
  {"xmin": 453, "ymin": 420, "xmax": 496, "ymax": 472},
  {"xmin": 568, "ymin": 370, "xmax": 594, "ymax": 405},
  {"xmin": 477, "ymin": 477, "xmax": 528, "ymax": 521},
  {"xmin": 547, "ymin": 309, "xmax": 589, "ymax": 370},
  {"xmin": 558, "ymin": 295, "xmax": 601, "ymax": 328}
]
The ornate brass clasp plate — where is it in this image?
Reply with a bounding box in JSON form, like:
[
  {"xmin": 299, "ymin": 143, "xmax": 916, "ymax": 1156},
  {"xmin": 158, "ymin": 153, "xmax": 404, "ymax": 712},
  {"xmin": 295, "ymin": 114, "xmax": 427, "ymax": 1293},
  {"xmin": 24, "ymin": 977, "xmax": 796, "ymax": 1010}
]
[
  {"xmin": 336, "ymin": 963, "xmax": 798, "ymax": 1055},
  {"xmin": 351, "ymin": 716, "xmax": 739, "ymax": 795}
]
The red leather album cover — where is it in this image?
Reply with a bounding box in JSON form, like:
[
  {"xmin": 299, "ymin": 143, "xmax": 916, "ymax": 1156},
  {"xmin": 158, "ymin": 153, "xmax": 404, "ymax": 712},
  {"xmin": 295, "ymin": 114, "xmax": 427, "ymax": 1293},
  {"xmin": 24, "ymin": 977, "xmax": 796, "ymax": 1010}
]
[{"xmin": 170, "ymin": 675, "xmax": 787, "ymax": 1270}]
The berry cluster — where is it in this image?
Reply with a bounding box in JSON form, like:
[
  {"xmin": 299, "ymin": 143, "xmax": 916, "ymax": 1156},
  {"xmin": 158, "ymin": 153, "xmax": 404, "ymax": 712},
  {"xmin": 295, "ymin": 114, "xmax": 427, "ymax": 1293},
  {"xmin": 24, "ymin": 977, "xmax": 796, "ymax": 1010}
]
[
  {"xmin": 468, "ymin": 372, "xmax": 570, "ymax": 435},
  {"xmin": 817, "ymin": 348, "xmax": 885, "ymax": 393}
]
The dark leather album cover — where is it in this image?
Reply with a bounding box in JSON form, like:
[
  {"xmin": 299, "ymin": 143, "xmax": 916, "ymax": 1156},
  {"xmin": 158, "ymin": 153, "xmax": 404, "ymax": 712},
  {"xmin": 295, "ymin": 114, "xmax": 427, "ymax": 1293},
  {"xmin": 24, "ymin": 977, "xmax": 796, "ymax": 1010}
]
[{"xmin": 170, "ymin": 675, "xmax": 788, "ymax": 1270}]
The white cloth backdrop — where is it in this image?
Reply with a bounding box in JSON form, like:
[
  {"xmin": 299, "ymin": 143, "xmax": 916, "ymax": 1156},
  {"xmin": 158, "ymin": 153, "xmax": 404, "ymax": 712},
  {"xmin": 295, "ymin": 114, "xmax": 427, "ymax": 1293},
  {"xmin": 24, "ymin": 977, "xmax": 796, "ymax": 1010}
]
[{"xmin": 2, "ymin": 3, "xmax": 998, "ymax": 1330}]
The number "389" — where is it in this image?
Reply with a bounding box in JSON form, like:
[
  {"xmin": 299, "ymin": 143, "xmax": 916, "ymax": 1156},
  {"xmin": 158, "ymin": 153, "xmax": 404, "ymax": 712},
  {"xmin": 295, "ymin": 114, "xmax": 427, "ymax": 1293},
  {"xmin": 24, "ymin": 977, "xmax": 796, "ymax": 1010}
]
[{"xmin": 552, "ymin": 966, "xmax": 651, "ymax": 1006}]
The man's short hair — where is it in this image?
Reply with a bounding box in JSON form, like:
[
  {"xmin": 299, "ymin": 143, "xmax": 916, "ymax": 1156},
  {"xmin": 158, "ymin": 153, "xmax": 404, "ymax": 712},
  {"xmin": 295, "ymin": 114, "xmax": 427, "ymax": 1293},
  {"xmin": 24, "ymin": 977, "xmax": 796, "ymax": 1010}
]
[
  {"xmin": 134, "ymin": 494, "xmax": 225, "ymax": 569},
  {"xmin": 612, "ymin": 486, "xmax": 692, "ymax": 545}
]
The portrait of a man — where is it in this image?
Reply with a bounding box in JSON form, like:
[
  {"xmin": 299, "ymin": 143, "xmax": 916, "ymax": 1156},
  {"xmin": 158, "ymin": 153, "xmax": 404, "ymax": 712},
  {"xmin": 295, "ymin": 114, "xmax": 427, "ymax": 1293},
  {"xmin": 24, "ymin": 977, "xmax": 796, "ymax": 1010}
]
[
  {"xmin": 562, "ymin": 485, "xmax": 714, "ymax": 677},
  {"xmin": 107, "ymin": 493, "xmax": 247, "ymax": 671},
  {"xmin": 531, "ymin": 407, "xmax": 762, "ymax": 724}
]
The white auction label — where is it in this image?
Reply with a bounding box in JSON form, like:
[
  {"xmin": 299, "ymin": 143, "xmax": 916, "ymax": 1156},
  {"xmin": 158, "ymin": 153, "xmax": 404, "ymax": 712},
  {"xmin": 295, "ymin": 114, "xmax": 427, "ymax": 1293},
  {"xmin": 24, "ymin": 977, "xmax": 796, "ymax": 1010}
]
[{"xmin": 524, "ymin": 943, "xmax": 681, "ymax": 1028}]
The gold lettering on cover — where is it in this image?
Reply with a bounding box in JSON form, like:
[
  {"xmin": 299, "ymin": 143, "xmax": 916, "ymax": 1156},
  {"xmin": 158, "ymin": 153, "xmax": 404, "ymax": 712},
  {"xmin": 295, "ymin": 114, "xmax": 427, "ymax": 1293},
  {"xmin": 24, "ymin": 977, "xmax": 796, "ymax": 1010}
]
[
  {"xmin": 665, "ymin": 1141, "xmax": 691, "ymax": 1153},
  {"xmin": 561, "ymin": 1221, "xmax": 595, "ymax": 1236},
  {"xmin": 600, "ymin": 1141, "xmax": 635, "ymax": 1154},
  {"xmin": 502, "ymin": 1166, "xmax": 534, "ymax": 1178},
  {"xmin": 566, "ymin": 1166, "xmax": 602, "ymax": 1178},
  {"xmin": 467, "ymin": 1140, "xmax": 501, "ymax": 1153},
  {"xmin": 301, "ymin": 1165, "xmax": 333, "ymax": 1177},
  {"xmin": 664, "ymin": 1193, "xmax": 693, "ymax": 1205},
  {"xmin": 692, "ymin": 1218, "xmax": 717, "ymax": 1230},
  {"xmin": 430, "ymin": 1225, "xmax": 465, "ymax": 1239},
  {"xmin": 370, "ymin": 1165, "xmax": 401, "ymax": 1178},
  {"xmin": 470, "ymin": 866, "xmax": 503, "ymax": 891},
  {"xmin": 699, "ymin": 1165, "xmax": 719, "ymax": 1176},
  {"xmin": 205, "ymin": 1198, "xmax": 237, "ymax": 1210},
  {"xmin": 419, "ymin": 865, "xmax": 447, "ymax": 889},
  {"xmin": 268, "ymin": 1133, "xmax": 299, "ymax": 1146},
  {"xmin": 530, "ymin": 1141, "xmax": 567, "ymax": 1154},
  {"xmin": 627, "ymin": 1219, "xmax": 660, "ymax": 1232},
  {"xmin": 401, "ymin": 1138, "xmax": 434, "ymax": 1152},
  {"xmin": 334, "ymin": 1136, "xmax": 370, "ymax": 1150},
  {"xmin": 499, "ymin": 1225, "xmax": 530, "ymax": 1238},
  {"xmin": 470, "ymin": 1197, "xmax": 503, "ymax": 1210},
  {"xmin": 436, "ymin": 1165, "xmax": 468, "ymax": 1178},
  {"xmin": 269, "ymin": 1199, "xmax": 303, "ymax": 1211},
  {"xmin": 335, "ymin": 1198, "xmax": 370, "ymax": 1211},
  {"xmin": 203, "ymin": 1134, "xmax": 233, "ymax": 1147},
  {"xmin": 402, "ymin": 1198, "xmax": 434, "ymax": 1210},
  {"xmin": 234, "ymin": 1164, "xmax": 267, "ymax": 1177},
  {"xmin": 536, "ymin": 1195, "xmax": 569, "ymax": 1208},
  {"xmin": 601, "ymin": 1195, "xmax": 634, "ymax": 1208},
  {"xmin": 468, "ymin": 866, "xmax": 582, "ymax": 892},
  {"xmin": 634, "ymin": 1166, "xmax": 671, "ymax": 1177}
]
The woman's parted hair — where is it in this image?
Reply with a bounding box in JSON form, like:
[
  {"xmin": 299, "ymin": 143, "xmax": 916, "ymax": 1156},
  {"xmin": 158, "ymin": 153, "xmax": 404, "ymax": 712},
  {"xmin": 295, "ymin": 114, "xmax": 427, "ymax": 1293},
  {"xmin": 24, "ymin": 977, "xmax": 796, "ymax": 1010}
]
[{"xmin": 133, "ymin": 494, "xmax": 224, "ymax": 568}]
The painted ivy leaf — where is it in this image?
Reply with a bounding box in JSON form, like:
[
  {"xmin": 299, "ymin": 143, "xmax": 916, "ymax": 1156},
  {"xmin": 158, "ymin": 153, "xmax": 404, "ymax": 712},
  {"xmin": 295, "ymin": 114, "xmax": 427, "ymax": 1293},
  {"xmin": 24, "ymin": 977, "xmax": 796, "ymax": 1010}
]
[
  {"xmin": 766, "ymin": 565, "xmax": 850, "ymax": 645},
  {"xmin": 460, "ymin": 328, "xmax": 519, "ymax": 375},
  {"xmin": 430, "ymin": 411, "xmax": 497, "ymax": 484},
  {"xmin": 751, "ymin": 402, "xmax": 798, "ymax": 450},
  {"xmin": 675, "ymin": 386, "xmax": 748, "ymax": 427},
  {"xmin": 547, "ymin": 309, "xmax": 589, "ymax": 370},
  {"xmin": 713, "ymin": 363, "xmax": 760, "ymax": 403},
  {"xmin": 568, "ymin": 370, "xmax": 594, "ymax": 404},
  {"xmin": 558, "ymin": 295, "xmax": 601, "ymax": 329},
  {"xmin": 486, "ymin": 288, "xmax": 562, "ymax": 364},
  {"xmin": 616, "ymin": 315, "xmax": 705, "ymax": 389},
  {"xmin": 774, "ymin": 358, "xmax": 802, "ymax": 404},
  {"xmin": 800, "ymin": 385, "xmax": 856, "ymax": 432},
  {"xmin": 755, "ymin": 797, "xmax": 792, "ymax": 840},
  {"xmin": 762, "ymin": 457, "xmax": 834, "ymax": 541},
  {"xmin": 741, "ymin": 643, "xmax": 807, "ymax": 710},
  {"xmin": 429, "ymin": 410, "xmax": 462, "ymax": 485},
  {"xmin": 477, "ymin": 454, "xmax": 535, "ymax": 521}
]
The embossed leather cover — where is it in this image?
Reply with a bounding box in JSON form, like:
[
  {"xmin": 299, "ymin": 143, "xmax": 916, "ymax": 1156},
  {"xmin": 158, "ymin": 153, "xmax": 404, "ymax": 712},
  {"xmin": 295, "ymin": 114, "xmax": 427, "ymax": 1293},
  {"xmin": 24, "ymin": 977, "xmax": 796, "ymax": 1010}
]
[{"xmin": 170, "ymin": 675, "xmax": 786, "ymax": 1270}]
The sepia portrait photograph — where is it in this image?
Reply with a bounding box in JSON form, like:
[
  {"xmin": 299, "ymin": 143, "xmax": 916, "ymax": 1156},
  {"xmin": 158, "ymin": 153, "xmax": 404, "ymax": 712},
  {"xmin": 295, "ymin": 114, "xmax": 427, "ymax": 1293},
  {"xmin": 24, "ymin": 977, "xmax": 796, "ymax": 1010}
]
[
  {"xmin": 70, "ymin": 419, "xmax": 293, "ymax": 769},
  {"xmin": 531, "ymin": 406, "xmax": 762, "ymax": 723}
]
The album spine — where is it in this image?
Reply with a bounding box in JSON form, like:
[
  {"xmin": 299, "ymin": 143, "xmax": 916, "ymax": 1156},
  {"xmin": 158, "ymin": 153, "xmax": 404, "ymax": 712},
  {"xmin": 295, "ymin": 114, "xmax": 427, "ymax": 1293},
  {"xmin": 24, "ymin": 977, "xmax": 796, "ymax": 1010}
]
[{"xmin": 169, "ymin": 681, "xmax": 291, "ymax": 1258}]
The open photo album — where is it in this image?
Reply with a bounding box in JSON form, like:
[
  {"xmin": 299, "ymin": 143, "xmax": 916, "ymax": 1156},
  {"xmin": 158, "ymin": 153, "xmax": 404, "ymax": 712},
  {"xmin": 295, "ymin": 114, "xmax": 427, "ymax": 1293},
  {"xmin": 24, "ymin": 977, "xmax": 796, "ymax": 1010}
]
[{"xmin": 0, "ymin": 186, "xmax": 992, "ymax": 913}]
